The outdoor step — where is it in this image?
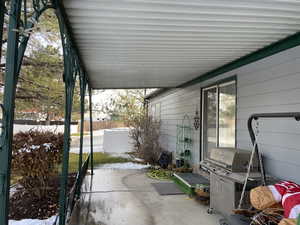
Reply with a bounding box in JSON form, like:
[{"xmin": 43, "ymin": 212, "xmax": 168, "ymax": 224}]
[
  {"xmin": 172, "ymin": 172, "xmax": 209, "ymax": 195},
  {"xmin": 173, "ymin": 172, "xmax": 209, "ymax": 188}
]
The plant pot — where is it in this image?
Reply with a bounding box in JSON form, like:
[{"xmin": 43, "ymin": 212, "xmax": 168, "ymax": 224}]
[{"xmin": 176, "ymin": 159, "xmax": 184, "ymax": 168}]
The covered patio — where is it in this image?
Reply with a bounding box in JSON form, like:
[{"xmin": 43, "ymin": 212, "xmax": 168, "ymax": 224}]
[
  {"xmin": 68, "ymin": 165, "xmax": 221, "ymax": 225},
  {"xmin": 1, "ymin": 0, "xmax": 300, "ymax": 225}
]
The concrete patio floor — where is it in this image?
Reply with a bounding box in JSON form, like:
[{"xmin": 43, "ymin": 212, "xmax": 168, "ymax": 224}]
[{"xmin": 69, "ymin": 166, "xmax": 222, "ymax": 225}]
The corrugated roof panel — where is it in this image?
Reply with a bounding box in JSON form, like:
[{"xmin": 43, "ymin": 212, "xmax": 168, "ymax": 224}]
[{"xmin": 63, "ymin": 0, "xmax": 300, "ymax": 89}]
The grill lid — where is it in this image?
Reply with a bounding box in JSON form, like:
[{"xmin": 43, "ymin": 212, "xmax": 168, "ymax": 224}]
[{"xmin": 208, "ymin": 148, "xmax": 259, "ymax": 172}]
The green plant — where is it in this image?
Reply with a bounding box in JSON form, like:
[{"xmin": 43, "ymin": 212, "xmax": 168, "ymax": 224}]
[
  {"xmin": 147, "ymin": 169, "xmax": 173, "ymax": 180},
  {"xmin": 12, "ymin": 130, "xmax": 64, "ymax": 199}
]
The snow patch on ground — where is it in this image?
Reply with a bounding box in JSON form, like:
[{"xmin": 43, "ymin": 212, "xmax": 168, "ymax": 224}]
[
  {"xmin": 133, "ymin": 157, "xmax": 144, "ymax": 162},
  {"xmin": 18, "ymin": 143, "xmax": 54, "ymax": 153},
  {"xmin": 99, "ymin": 162, "xmax": 150, "ymax": 170},
  {"xmin": 9, "ymin": 215, "xmax": 57, "ymax": 225}
]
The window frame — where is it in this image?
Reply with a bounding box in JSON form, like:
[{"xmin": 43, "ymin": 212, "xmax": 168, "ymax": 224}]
[
  {"xmin": 155, "ymin": 102, "xmax": 161, "ymax": 122},
  {"xmin": 200, "ymin": 76, "xmax": 237, "ymax": 161},
  {"xmin": 149, "ymin": 102, "xmax": 161, "ymax": 122}
]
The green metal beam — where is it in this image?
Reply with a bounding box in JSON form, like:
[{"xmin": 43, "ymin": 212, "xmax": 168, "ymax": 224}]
[
  {"xmin": 75, "ymin": 70, "xmax": 87, "ymax": 198},
  {"xmin": 58, "ymin": 75, "xmax": 76, "ymax": 225},
  {"xmin": 0, "ymin": 1, "xmax": 87, "ymax": 224},
  {"xmin": 0, "ymin": 0, "xmax": 22, "ymax": 224},
  {"xmin": 54, "ymin": 1, "xmax": 91, "ymax": 223},
  {"xmin": 89, "ymin": 86, "xmax": 94, "ymax": 175},
  {"xmin": 55, "ymin": 4, "xmax": 78, "ymax": 224},
  {"xmin": 51, "ymin": 0, "xmax": 89, "ymax": 87},
  {"xmin": 0, "ymin": 1, "xmax": 5, "ymax": 60}
]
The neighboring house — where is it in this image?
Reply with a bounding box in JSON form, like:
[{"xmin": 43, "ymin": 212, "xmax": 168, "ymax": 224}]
[{"xmin": 146, "ymin": 45, "xmax": 300, "ymax": 183}]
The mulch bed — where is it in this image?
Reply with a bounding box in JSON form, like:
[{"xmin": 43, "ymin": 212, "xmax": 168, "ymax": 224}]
[{"xmin": 9, "ymin": 173, "xmax": 76, "ymax": 220}]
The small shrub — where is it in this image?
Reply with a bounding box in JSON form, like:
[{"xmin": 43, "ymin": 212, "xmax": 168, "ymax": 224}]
[
  {"xmin": 12, "ymin": 130, "xmax": 64, "ymax": 199},
  {"xmin": 129, "ymin": 115, "xmax": 162, "ymax": 164}
]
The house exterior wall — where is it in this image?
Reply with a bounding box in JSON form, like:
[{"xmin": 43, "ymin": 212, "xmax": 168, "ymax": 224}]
[{"xmin": 149, "ymin": 45, "xmax": 300, "ymax": 183}]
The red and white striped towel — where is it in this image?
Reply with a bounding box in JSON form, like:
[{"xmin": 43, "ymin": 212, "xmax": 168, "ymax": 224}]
[{"xmin": 268, "ymin": 181, "xmax": 300, "ymax": 218}]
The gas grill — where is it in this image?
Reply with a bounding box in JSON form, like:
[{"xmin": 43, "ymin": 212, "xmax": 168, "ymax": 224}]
[
  {"xmin": 201, "ymin": 147, "xmax": 260, "ymax": 178},
  {"xmin": 200, "ymin": 147, "xmax": 263, "ymax": 216}
]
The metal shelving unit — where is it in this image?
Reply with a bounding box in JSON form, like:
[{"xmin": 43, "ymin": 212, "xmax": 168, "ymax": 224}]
[{"xmin": 176, "ymin": 115, "xmax": 193, "ymax": 167}]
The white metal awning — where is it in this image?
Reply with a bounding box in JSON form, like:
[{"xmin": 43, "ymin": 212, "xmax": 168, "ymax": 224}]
[{"xmin": 63, "ymin": 0, "xmax": 300, "ymax": 89}]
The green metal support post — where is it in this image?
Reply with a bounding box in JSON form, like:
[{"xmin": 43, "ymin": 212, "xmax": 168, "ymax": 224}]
[
  {"xmin": 75, "ymin": 71, "xmax": 87, "ymax": 197},
  {"xmin": 57, "ymin": 19, "xmax": 78, "ymax": 222},
  {"xmin": 58, "ymin": 73, "xmax": 76, "ymax": 225},
  {"xmin": 54, "ymin": 1, "xmax": 89, "ymax": 222},
  {"xmin": 0, "ymin": 0, "xmax": 22, "ymax": 224},
  {"xmin": 0, "ymin": 1, "xmax": 5, "ymax": 60},
  {"xmin": 89, "ymin": 86, "xmax": 94, "ymax": 175}
]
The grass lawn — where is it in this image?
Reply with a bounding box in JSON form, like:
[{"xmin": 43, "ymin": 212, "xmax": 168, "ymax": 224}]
[
  {"xmin": 11, "ymin": 152, "xmax": 131, "ymax": 184},
  {"xmin": 71, "ymin": 132, "xmax": 89, "ymax": 136},
  {"xmin": 68, "ymin": 152, "xmax": 131, "ymax": 172}
]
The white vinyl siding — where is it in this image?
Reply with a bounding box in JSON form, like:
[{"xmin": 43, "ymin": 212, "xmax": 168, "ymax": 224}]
[
  {"xmin": 150, "ymin": 45, "xmax": 300, "ymax": 182},
  {"xmin": 236, "ymin": 46, "xmax": 300, "ymax": 183}
]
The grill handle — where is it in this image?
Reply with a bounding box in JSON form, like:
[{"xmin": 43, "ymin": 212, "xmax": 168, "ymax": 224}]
[{"xmin": 247, "ymin": 112, "xmax": 300, "ymax": 186}]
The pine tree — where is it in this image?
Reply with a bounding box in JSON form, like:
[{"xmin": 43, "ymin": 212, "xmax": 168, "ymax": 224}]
[{"xmin": 1, "ymin": 8, "xmax": 81, "ymax": 121}]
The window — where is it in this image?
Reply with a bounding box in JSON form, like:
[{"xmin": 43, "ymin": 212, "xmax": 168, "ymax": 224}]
[
  {"xmin": 201, "ymin": 80, "xmax": 236, "ymax": 159},
  {"xmin": 155, "ymin": 103, "xmax": 161, "ymax": 122},
  {"xmin": 149, "ymin": 102, "xmax": 161, "ymax": 122},
  {"xmin": 150, "ymin": 104, "xmax": 155, "ymax": 118}
]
